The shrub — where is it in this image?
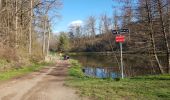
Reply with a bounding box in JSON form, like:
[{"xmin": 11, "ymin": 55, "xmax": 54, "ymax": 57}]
[{"xmin": 0, "ymin": 46, "xmax": 19, "ymax": 63}]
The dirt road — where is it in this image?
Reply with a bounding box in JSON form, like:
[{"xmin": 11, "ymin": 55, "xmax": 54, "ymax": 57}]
[{"xmin": 0, "ymin": 60, "xmax": 88, "ymax": 100}]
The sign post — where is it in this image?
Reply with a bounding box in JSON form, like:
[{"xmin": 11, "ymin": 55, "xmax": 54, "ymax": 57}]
[
  {"xmin": 115, "ymin": 35, "xmax": 125, "ymax": 79},
  {"xmin": 120, "ymin": 42, "xmax": 124, "ymax": 79},
  {"xmin": 112, "ymin": 29, "xmax": 129, "ymax": 79}
]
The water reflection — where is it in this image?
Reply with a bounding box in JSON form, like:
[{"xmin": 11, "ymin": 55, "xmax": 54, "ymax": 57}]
[
  {"xmin": 69, "ymin": 53, "xmax": 166, "ymax": 78},
  {"xmin": 83, "ymin": 67, "xmax": 121, "ymax": 79}
]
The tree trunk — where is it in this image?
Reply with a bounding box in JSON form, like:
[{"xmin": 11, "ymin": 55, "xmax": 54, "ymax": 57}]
[
  {"xmin": 29, "ymin": 0, "xmax": 33, "ymax": 55},
  {"xmin": 47, "ymin": 24, "xmax": 50, "ymax": 56},
  {"xmin": 157, "ymin": 0, "xmax": 170, "ymax": 73},
  {"xmin": 15, "ymin": 0, "xmax": 18, "ymax": 48},
  {"xmin": 145, "ymin": 0, "xmax": 164, "ymax": 74},
  {"xmin": 42, "ymin": 15, "xmax": 47, "ymax": 56}
]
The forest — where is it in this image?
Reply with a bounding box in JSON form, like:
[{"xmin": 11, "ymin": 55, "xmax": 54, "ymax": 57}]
[
  {"xmin": 0, "ymin": 0, "xmax": 62, "ymax": 71},
  {"xmin": 0, "ymin": 0, "xmax": 169, "ymax": 74},
  {"xmin": 52, "ymin": 0, "xmax": 170, "ymax": 74}
]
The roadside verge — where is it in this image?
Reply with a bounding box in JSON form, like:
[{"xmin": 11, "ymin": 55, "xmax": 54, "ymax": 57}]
[
  {"xmin": 66, "ymin": 59, "xmax": 170, "ymax": 100},
  {"xmin": 0, "ymin": 62, "xmax": 52, "ymax": 81}
]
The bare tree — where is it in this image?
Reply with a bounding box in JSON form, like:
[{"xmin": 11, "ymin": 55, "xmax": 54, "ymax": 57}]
[
  {"xmin": 140, "ymin": 0, "xmax": 164, "ymax": 73},
  {"xmin": 156, "ymin": 0, "xmax": 170, "ymax": 73},
  {"xmin": 85, "ymin": 16, "xmax": 96, "ymax": 38},
  {"xmin": 29, "ymin": 0, "xmax": 33, "ymax": 55},
  {"xmin": 34, "ymin": 0, "xmax": 62, "ymax": 56},
  {"xmin": 0, "ymin": 0, "xmax": 62, "ymax": 64},
  {"xmin": 100, "ymin": 14, "xmax": 112, "ymax": 34},
  {"xmin": 46, "ymin": 21, "xmax": 51, "ymax": 55}
]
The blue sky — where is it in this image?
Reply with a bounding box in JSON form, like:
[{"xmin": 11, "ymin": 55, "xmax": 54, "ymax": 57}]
[{"xmin": 52, "ymin": 0, "xmax": 116, "ymax": 33}]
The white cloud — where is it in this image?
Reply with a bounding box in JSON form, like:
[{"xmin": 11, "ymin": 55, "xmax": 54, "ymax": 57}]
[{"xmin": 69, "ymin": 20, "xmax": 83, "ymax": 27}]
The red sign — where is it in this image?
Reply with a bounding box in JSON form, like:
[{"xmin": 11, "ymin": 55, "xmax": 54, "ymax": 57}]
[{"xmin": 116, "ymin": 35, "xmax": 125, "ymax": 42}]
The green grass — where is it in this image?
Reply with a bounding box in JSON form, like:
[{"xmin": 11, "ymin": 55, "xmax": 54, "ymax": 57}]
[
  {"xmin": 68, "ymin": 59, "xmax": 85, "ymax": 78},
  {"xmin": 0, "ymin": 62, "xmax": 51, "ymax": 81},
  {"xmin": 66, "ymin": 60, "xmax": 170, "ymax": 100}
]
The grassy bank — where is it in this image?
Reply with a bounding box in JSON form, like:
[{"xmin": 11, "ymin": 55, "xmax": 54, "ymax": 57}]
[
  {"xmin": 66, "ymin": 60, "xmax": 170, "ymax": 100},
  {"xmin": 0, "ymin": 62, "xmax": 52, "ymax": 81}
]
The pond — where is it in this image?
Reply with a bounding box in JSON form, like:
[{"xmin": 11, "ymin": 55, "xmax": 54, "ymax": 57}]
[{"xmin": 69, "ymin": 53, "xmax": 167, "ymax": 79}]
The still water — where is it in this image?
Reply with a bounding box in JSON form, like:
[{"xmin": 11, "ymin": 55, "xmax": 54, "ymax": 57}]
[{"xmin": 69, "ymin": 53, "xmax": 167, "ymax": 79}]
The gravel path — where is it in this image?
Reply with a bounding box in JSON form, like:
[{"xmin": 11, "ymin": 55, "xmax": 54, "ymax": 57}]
[{"xmin": 0, "ymin": 60, "xmax": 88, "ymax": 100}]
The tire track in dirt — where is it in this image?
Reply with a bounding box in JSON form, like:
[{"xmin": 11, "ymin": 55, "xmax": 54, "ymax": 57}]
[
  {"xmin": 0, "ymin": 67, "xmax": 54, "ymax": 100},
  {"xmin": 21, "ymin": 61, "xmax": 88, "ymax": 100},
  {"xmin": 0, "ymin": 61, "xmax": 89, "ymax": 100}
]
